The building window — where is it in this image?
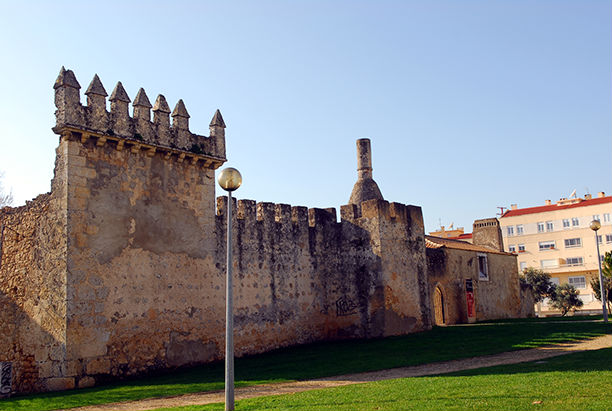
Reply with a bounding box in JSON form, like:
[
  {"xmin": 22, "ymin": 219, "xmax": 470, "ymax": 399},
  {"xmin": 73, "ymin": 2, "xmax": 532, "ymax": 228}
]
[
  {"xmin": 478, "ymin": 253, "xmax": 489, "ymax": 281},
  {"xmin": 601, "ymin": 255, "xmax": 606, "ymax": 263},
  {"xmin": 540, "ymin": 259, "xmax": 558, "ymax": 269},
  {"xmin": 546, "ymin": 221, "xmax": 554, "ymax": 231},
  {"xmin": 606, "ymin": 234, "xmax": 612, "ymax": 244},
  {"xmin": 537, "ymin": 222, "xmax": 545, "ymax": 233},
  {"xmin": 597, "ymin": 235, "xmax": 602, "ymax": 244},
  {"xmin": 516, "ymin": 225, "xmax": 524, "ymax": 235},
  {"xmin": 565, "ymin": 257, "xmax": 583, "ymax": 266},
  {"xmin": 550, "ymin": 277, "xmax": 560, "ymax": 286},
  {"xmin": 593, "ymin": 215, "xmax": 600, "ymax": 222},
  {"xmin": 519, "ymin": 262, "xmax": 527, "ymax": 271},
  {"xmin": 562, "ymin": 219, "xmax": 570, "ymax": 228},
  {"xmin": 571, "ymin": 217, "xmax": 579, "ymax": 227},
  {"xmin": 508, "ymin": 245, "xmax": 516, "ymax": 253},
  {"xmin": 507, "ymin": 226, "xmax": 514, "ymax": 236},
  {"xmin": 539, "ymin": 240, "xmax": 556, "ymax": 251},
  {"xmin": 564, "ymin": 238, "xmax": 582, "ymax": 248},
  {"xmin": 568, "ymin": 276, "xmax": 586, "ymax": 289},
  {"xmin": 604, "ymin": 213, "xmax": 610, "ymax": 223},
  {"xmin": 518, "ymin": 244, "xmax": 526, "ymax": 252}
]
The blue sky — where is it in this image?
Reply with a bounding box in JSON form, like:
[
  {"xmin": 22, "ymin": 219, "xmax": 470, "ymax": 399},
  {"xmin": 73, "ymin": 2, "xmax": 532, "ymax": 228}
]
[{"xmin": 0, "ymin": 1, "xmax": 610, "ymax": 232}]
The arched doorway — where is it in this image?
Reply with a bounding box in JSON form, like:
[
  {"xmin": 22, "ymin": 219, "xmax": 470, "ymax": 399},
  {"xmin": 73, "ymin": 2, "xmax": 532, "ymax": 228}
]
[{"xmin": 433, "ymin": 286, "xmax": 445, "ymax": 325}]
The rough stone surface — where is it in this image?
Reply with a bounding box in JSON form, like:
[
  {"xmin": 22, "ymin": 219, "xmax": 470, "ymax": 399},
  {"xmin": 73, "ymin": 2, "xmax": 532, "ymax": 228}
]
[
  {"xmin": 44, "ymin": 377, "xmax": 75, "ymax": 391},
  {"xmin": 0, "ymin": 191, "xmax": 67, "ymax": 395},
  {"xmin": 77, "ymin": 376, "xmax": 95, "ymax": 389}
]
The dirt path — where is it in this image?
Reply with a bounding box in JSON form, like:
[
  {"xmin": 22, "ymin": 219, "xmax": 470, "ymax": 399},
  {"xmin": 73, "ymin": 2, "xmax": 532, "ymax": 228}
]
[{"xmin": 60, "ymin": 334, "xmax": 611, "ymax": 411}]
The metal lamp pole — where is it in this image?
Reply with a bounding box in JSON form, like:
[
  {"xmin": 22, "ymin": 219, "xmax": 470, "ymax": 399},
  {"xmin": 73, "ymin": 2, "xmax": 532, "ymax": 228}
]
[
  {"xmin": 217, "ymin": 167, "xmax": 242, "ymax": 411},
  {"xmin": 590, "ymin": 220, "xmax": 608, "ymax": 323}
]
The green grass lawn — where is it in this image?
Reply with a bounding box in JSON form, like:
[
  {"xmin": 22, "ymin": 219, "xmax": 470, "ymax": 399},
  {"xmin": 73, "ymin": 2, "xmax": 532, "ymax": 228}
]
[
  {"xmin": 1, "ymin": 319, "xmax": 609, "ymax": 411},
  {"xmin": 164, "ymin": 348, "xmax": 612, "ymax": 411}
]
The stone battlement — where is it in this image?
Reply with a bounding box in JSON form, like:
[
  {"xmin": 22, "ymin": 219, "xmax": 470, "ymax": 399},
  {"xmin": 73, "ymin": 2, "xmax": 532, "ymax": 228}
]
[
  {"xmin": 216, "ymin": 197, "xmax": 338, "ymax": 228},
  {"xmin": 215, "ymin": 198, "xmax": 423, "ymax": 237},
  {"xmin": 53, "ymin": 67, "xmax": 226, "ymax": 162}
]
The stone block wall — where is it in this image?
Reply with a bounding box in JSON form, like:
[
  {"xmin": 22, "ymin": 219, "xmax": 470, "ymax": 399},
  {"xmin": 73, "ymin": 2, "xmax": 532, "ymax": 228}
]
[
  {"xmin": 214, "ymin": 197, "xmax": 431, "ymax": 358},
  {"xmin": 59, "ymin": 131, "xmax": 222, "ymax": 385},
  {"xmin": 0, "ymin": 192, "xmax": 68, "ymax": 394},
  {"xmin": 342, "ymin": 200, "xmax": 430, "ymax": 335},
  {"xmin": 57, "ymin": 134, "xmax": 431, "ymax": 387},
  {"xmin": 1, "ymin": 67, "xmax": 431, "ymax": 393}
]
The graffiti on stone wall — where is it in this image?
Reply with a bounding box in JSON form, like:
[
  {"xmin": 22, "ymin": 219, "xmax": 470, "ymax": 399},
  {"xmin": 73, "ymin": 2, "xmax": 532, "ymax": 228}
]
[
  {"xmin": 319, "ymin": 296, "xmax": 359, "ymax": 317},
  {"xmin": 0, "ymin": 362, "xmax": 12, "ymax": 395},
  {"xmin": 335, "ymin": 296, "xmax": 358, "ymax": 316}
]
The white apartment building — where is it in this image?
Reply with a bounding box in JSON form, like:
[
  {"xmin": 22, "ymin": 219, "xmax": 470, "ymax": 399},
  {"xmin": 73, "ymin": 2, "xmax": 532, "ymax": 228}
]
[{"xmin": 499, "ymin": 192, "xmax": 612, "ymax": 316}]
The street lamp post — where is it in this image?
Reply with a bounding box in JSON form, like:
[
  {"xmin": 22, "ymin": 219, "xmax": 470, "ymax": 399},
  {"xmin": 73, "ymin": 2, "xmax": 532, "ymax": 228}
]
[
  {"xmin": 217, "ymin": 167, "xmax": 242, "ymax": 411},
  {"xmin": 590, "ymin": 219, "xmax": 608, "ymax": 323}
]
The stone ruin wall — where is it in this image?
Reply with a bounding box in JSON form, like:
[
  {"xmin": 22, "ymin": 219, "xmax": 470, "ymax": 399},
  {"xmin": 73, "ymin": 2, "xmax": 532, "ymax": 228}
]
[
  {"xmin": 60, "ymin": 132, "xmax": 222, "ymax": 387},
  {"xmin": 0, "ymin": 191, "xmax": 67, "ymax": 393},
  {"xmin": 0, "ymin": 68, "xmax": 432, "ymax": 394},
  {"xmin": 341, "ymin": 200, "xmax": 430, "ymax": 333},
  {"xmin": 62, "ymin": 134, "xmax": 431, "ymax": 388},
  {"xmin": 216, "ymin": 197, "xmax": 431, "ymax": 362}
]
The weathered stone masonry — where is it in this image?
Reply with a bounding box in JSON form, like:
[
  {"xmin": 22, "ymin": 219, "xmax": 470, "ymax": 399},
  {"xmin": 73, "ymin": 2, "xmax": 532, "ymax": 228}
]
[
  {"xmin": 0, "ymin": 194, "xmax": 67, "ymax": 393},
  {"xmin": 0, "ymin": 68, "xmax": 435, "ymax": 394}
]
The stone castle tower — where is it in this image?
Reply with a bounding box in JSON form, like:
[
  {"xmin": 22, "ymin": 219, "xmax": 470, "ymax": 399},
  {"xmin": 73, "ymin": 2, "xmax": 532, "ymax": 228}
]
[{"xmin": 472, "ymin": 218, "xmax": 504, "ymax": 252}]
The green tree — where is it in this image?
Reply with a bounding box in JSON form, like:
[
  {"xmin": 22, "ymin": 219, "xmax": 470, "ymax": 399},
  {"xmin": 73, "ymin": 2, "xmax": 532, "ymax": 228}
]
[
  {"xmin": 549, "ymin": 283, "xmax": 584, "ymax": 316},
  {"xmin": 520, "ymin": 267, "xmax": 555, "ymax": 303},
  {"xmin": 590, "ymin": 251, "xmax": 612, "ymax": 312}
]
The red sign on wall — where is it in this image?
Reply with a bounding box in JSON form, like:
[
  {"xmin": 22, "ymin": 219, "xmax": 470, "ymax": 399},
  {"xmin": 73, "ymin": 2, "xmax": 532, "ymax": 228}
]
[{"xmin": 465, "ymin": 279, "xmax": 475, "ymax": 318}]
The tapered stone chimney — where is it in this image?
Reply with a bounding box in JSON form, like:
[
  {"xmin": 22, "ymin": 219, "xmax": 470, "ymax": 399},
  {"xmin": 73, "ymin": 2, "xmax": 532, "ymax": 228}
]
[{"xmin": 349, "ymin": 138, "xmax": 384, "ymax": 205}]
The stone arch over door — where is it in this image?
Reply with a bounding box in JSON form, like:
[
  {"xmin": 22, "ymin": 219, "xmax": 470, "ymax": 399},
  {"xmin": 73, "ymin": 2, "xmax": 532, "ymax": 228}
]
[{"xmin": 433, "ymin": 284, "xmax": 446, "ymax": 325}]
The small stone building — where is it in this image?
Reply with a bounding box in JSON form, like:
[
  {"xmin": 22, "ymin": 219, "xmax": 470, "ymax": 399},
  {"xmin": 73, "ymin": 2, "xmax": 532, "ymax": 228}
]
[{"xmin": 425, "ymin": 218, "xmax": 531, "ymax": 325}]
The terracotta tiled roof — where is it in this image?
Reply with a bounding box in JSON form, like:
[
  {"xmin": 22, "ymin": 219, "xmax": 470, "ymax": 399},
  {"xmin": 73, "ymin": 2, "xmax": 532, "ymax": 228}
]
[
  {"xmin": 424, "ymin": 235, "xmax": 512, "ymax": 255},
  {"xmin": 447, "ymin": 233, "xmax": 473, "ymax": 240},
  {"xmin": 501, "ymin": 196, "xmax": 612, "ymax": 218},
  {"xmin": 425, "ymin": 238, "xmax": 444, "ymax": 249}
]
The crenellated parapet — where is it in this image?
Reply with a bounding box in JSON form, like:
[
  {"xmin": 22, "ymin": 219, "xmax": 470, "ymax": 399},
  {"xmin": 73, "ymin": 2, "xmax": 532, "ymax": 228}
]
[
  {"xmin": 216, "ymin": 197, "xmax": 338, "ymax": 230},
  {"xmin": 52, "ymin": 67, "xmax": 226, "ymax": 168}
]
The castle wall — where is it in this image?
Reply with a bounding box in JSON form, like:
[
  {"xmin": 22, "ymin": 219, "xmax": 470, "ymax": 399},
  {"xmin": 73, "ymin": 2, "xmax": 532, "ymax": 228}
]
[
  {"xmin": 49, "ymin": 106, "xmax": 431, "ymax": 389},
  {"xmin": 59, "ymin": 132, "xmax": 222, "ymax": 386},
  {"xmin": 345, "ymin": 200, "xmax": 431, "ymax": 335},
  {"xmin": 0, "ymin": 190, "xmax": 68, "ymax": 394},
  {"xmin": 0, "ymin": 67, "xmax": 527, "ymax": 395},
  {"xmin": 212, "ymin": 197, "xmax": 431, "ymax": 359},
  {"xmin": 60, "ymin": 133, "xmax": 430, "ymax": 387},
  {"xmin": 216, "ymin": 199, "xmax": 383, "ymax": 357}
]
